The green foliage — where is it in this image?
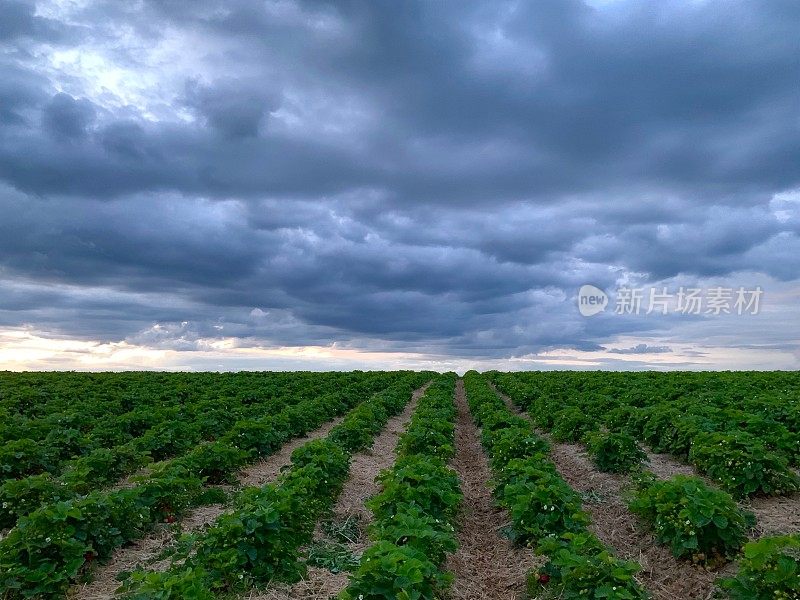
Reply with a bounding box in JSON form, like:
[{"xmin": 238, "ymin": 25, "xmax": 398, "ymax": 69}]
[
  {"xmin": 498, "ymin": 460, "xmax": 589, "ymax": 545},
  {"xmin": 329, "ymin": 399, "xmax": 389, "ymax": 452},
  {"xmin": 118, "ymin": 566, "xmax": 214, "ymax": 600},
  {"xmin": 551, "ymin": 407, "xmax": 600, "ymax": 442},
  {"xmin": 224, "ymin": 414, "xmax": 290, "ymax": 456},
  {"xmin": 604, "ymin": 405, "xmax": 639, "ymax": 434},
  {"xmin": 369, "ymin": 457, "xmax": 461, "ymax": 525},
  {"xmin": 469, "ymin": 372, "xmax": 649, "ymax": 598},
  {"xmin": 134, "ymin": 466, "xmax": 205, "ymax": 522},
  {"xmin": 0, "ymin": 491, "xmax": 151, "ymax": 597},
  {"xmin": 534, "ymin": 533, "xmax": 649, "ymax": 600},
  {"xmin": 133, "ymin": 421, "xmax": 203, "ymax": 462},
  {"xmin": 117, "ymin": 373, "xmax": 434, "ymax": 597},
  {"xmin": 339, "ymin": 542, "xmax": 452, "ymax": 600},
  {"xmin": 172, "ymin": 442, "xmax": 251, "ymax": 485},
  {"xmin": 0, "ymin": 474, "xmax": 68, "ymax": 528},
  {"xmin": 369, "ymin": 505, "xmax": 457, "ymax": 566},
  {"xmin": 0, "ymin": 438, "xmax": 48, "ymax": 479},
  {"xmin": 689, "ymin": 431, "xmax": 800, "ymax": 498},
  {"xmin": 719, "ymin": 534, "xmax": 800, "ymax": 600},
  {"xmin": 486, "ymin": 426, "xmax": 550, "ymax": 473},
  {"xmin": 396, "ymin": 413, "xmax": 454, "ymax": 461},
  {"xmin": 586, "ymin": 432, "xmax": 648, "ymax": 474},
  {"xmin": 60, "ymin": 445, "xmax": 150, "ymax": 494},
  {"xmin": 189, "ymin": 484, "xmax": 313, "ymax": 588},
  {"xmin": 629, "ymin": 475, "xmax": 751, "ymax": 562},
  {"xmin": 0, "ymin": 371, "xmax": 422, "ymax": 598}
]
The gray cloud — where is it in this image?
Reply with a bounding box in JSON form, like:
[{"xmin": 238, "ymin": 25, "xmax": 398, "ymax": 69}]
[
  {"xmin": 0, "ymin": 0, "xmax": 798, "ymax": 367},
  {"xmin": 608, "ymin": 344, "xmax": 673, "ymax": 355}
]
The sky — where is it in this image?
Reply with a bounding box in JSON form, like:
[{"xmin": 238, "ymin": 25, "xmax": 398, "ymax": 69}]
[{"xmin": 0, "ymin": 0, "xmax": 799, "ymax": 372}]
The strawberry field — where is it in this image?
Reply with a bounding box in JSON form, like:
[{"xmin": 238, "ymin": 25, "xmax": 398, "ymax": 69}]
[{"xmin": 0, "ymin": 371, "xmax": 797, "ymax": 599}]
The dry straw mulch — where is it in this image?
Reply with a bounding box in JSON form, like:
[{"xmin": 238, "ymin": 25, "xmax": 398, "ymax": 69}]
[{"xmin": 445, "ymin": 379, "xmax": 542, "ymax": 600}]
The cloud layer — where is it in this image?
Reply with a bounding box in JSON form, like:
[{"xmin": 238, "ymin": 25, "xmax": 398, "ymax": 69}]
[{"xmin": 1, "ymin": 0, "xmax": 799, "ymax": 370}]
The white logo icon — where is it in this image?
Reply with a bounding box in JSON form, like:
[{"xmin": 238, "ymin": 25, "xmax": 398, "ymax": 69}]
[{"xmin": 578, "ymin": 285, "xmax": 608, "ymax": 317}]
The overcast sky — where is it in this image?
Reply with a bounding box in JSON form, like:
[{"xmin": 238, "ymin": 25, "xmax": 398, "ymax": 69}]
[{"xmin": 1, "ymin": 0, "xmax": 799, "ymax": 371}]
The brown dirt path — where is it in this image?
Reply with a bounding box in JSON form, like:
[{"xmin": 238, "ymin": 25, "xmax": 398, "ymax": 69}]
[
  {"xmin": 70, "ymin": 413, "xmax": 348, "ymax": 600},
  {"xmin": 746, "ymin": 494, "xmax": 800, "ymax": 537},
  {"xmin": 445, "ymin": 379, "xmax": 541, "ymax": 600},
  {"xmin": 242, "ymin": 381, "xmax": 431, "ymax": 600},
  {"xmin": 490, "ymin": 383, "xmax": 721, "ymax": 600}
]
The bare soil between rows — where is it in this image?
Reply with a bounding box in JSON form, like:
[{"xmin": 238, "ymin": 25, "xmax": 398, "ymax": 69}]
[{"xmin": 445, "ymin": 379, "xmax": 541, "ymax": 600}]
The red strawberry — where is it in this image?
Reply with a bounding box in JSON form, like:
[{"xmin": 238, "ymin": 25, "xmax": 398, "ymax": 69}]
[
  {"xmin": 165, "ymin": 515, "xmax": 176, "ymax": 524},
  {"xmin": 538, "ymin": 573, "xmax": 550, "ymax": 584},
  {"xmin": 84, "ymin": 551, "xmax": 95, "ymax": 562}
]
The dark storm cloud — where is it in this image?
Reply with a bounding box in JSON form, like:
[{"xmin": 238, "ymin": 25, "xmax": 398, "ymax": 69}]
[
  {"xmin": 183, "ymin": 78, "xmax": 281, "ymax": 139},
  {"xmin": 0, "ymin": 0, "xmax": 65, "ymax": 42},
  {"xmin": 42, "ymin": 93, "xmax": 96, "ymax": 140},
  {"xmin": 0, "ymin": 0, "xmax": 798, "ymax": 362}
]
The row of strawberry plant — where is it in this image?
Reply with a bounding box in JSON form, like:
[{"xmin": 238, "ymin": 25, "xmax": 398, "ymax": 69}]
[
  {"xmin": 490, "ymin": 371, "xmax": 800, "ymax": 468},
  {"xmin": 491, "ymin": 372, "xmax": 799, "ymax": 498},
  {"xmin": 483, "ymin": 371, "xmax": 800, "ymax": 433},
  {"xmin": 116, "ymin": 373, "xmax": 435, "ymax": 597},
  {"xmin": 0, "ymin": 371, "xmax": 348, "ymax": 439},
  {"xmin": 490, "ymin": 374, "xmax": 765, "ymax": 578},
  {"xmin": 0, "ymin": 372, "xmax": 361, "ymax": 486},
  {"xmin": 0, "ymin": 372, "xmax": 367, "ymax": 530},
  {"xmin": 464, "ymin": 372, "xmax": 650, "ymax": 600},
  {"xmin": 0, "ymin": 372, "xmax": 411, "ymax": 599},
  {"xmin": 339, "ymin": 374, "xmax": 460, "ymax": 600}
]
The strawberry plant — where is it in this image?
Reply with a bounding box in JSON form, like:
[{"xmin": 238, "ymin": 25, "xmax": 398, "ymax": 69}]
[
  {"xmin": 0, "ymin": 438, "xmax": 48, "ymax": 480},
  {"xmin": 719, "ymin": 534, "xmax": 800, "ymax": 600},
  {"xmin": 497, "ymin": 459, "xmax": 590, "ymax": 544},
  {"xmin": 0, "ymin": 474, "xmax": 69, "ymax": 528},
  {"xmin": 604, "ymin": 405, "xmax": 639, "ymax": 434},
  {"xmin": 586, "ymin": 432, "xmax": 648, "ymax": 474},
  {"xmin": 189, "ymin": 481, "xmax": 318, "ymax": 588},
  {"xmin": 171, "ymin": 441, "xmax": 250, "ymax": 485},
  {"xmin": 339, "ymin": 541, "xmax": 452, "ymax": 600},
  {"xmin": 396, "ymin": 383, "xmax": 456, "ymax": 461},
  {"xmin": 224, "ymin": 414, "xmax": 291, "ymax": 456},
  {"xmin": 485, "ymin": 425, "xmax": 550, "ymax": 473},
  {"xmin": 0, "ymin": 490, "xmax": 152, "ymax": 597},
  {"xmin": 369, "ymin": 505, "xmax": 457, "ymax": 565},
  {"xmin": 551, "ymin": 407, "xmax": 599, "ymax": 442},
  {"xmin": 629, "ymin": 475, "xmax": 751, "ymax": 563},
  {"xmin": 60, "ymin": 444, "xmax": 150, "ymax": 493},
  {"xmin": 689, "ymin": 431, "xmax": 799, "ymax": 498},
  {"xmin": 328, "ymin": 400, "xmax": 390, "ymax": 452},
  {"xmin": 370, "ymin": 457, "xmax": 461, "ymax": 525},
  {"xmin": 534, "ymin": 532, "xmax": 649, "ymax": 599},
  {"xmin": 118, "ymin": 566, "xmax": 214, "ymax": 599},
  {"xmin": 466, "ymin": 371, "xmax": 648, "ymax": 597}
]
